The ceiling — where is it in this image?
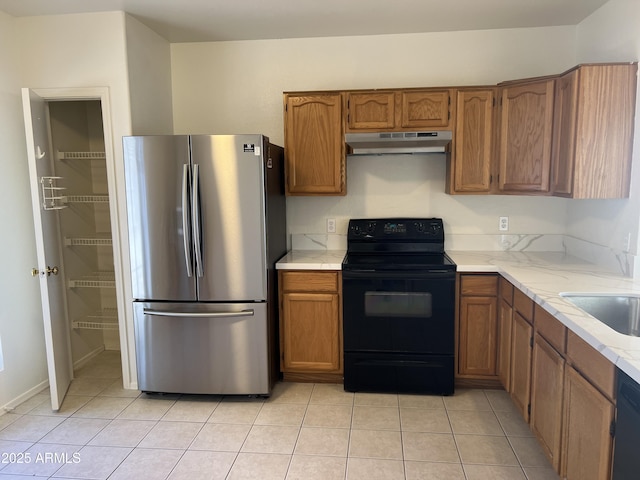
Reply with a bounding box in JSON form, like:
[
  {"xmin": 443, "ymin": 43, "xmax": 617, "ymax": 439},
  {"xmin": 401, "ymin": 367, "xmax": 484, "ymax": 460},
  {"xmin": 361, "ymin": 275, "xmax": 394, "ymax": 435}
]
[{"xmin": 0, "ymin": 0, "xmax": 609, "ymax": 43}]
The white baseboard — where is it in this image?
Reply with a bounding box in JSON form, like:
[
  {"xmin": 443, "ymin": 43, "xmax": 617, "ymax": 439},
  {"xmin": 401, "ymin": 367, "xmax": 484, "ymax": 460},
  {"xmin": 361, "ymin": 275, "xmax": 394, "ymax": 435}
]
[
  {"xmin": 1, "ymin": 379, "xmax": 49, "ymax": 414},
  {"xmin": 72, "ymin": 346, "xmax": 106, "ymax": 371}
]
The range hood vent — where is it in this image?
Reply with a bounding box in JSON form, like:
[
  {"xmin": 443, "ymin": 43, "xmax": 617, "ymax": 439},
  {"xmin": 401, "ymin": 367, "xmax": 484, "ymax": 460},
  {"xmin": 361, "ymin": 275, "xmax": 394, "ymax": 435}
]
[{"xmin": 345, "ymin": 131, "xmax": 452, "ymax": 155}]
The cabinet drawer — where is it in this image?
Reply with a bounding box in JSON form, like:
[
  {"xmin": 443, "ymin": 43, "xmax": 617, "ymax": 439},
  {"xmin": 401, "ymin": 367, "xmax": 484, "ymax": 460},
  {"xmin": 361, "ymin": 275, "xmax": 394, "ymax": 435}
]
[
  {"xmin": 513, "ymin": 288, "xmax": 534, "ymax": 323},
  {"xmin": 460, "ymin": 275, "xmax": 498, "ymax": 296},
  {"xmin": 534, "ymin": 304, "xmax": 566, "ymax": 354},
  {"xmin": 566, "ymin": 331, "xmax": 616, "ymax": 401},
  {"xmin": 499, "ymin": 277, "xmax": 514, "ymax": 305},
  {"xmin": 281, "ymin": 271, "xmax": 339, "ymax": 293}
]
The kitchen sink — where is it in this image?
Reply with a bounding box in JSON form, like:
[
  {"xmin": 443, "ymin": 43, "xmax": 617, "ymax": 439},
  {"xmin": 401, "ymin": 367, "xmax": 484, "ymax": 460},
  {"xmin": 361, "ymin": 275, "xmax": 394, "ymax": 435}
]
[{"xmin": 560, "ymin": 293, "xmax": 640, "ymax": 337}]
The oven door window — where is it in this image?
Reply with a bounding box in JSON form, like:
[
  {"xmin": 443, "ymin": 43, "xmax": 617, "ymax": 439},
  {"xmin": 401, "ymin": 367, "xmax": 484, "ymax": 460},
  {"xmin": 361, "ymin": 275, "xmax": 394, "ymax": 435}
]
[
  {"xmin": 365, "ymin": 292, "xmax": 432, "ymax": 318},
  {"xmin": 342, "ymin": 273, "xmax": 455, "ymax": 354}
]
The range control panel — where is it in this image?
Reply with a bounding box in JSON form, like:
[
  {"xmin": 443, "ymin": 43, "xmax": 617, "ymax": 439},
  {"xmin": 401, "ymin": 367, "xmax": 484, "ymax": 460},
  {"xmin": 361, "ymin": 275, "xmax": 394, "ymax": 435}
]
[{"xmin": 347, "ymin": 218, "xmax": 444, "ymax": 242}]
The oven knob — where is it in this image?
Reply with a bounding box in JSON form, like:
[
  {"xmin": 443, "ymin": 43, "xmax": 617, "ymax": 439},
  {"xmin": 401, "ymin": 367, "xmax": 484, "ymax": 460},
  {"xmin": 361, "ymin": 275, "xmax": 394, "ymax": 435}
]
[
  {"xmin": 367, "ymin": 222, "xmax": 376, "ymax": 233},
  {"xmin": 352, "ymin": 225, "xmax": 361, "ymax": 235},
  {"xmin": 415, "ymin": 222, "xmax": 425, "ymax": 232}
]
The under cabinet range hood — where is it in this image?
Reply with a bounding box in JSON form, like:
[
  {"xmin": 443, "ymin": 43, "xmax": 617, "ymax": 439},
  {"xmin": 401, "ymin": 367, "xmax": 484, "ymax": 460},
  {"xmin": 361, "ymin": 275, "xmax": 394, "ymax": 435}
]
[{"xmin": 345, "ymin": 131, "xmax": 452, "ymax": 155}]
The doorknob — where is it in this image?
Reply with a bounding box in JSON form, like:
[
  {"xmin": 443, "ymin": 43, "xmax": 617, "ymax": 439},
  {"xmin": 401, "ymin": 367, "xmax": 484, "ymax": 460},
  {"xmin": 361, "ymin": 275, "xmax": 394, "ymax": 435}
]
[
  {"xmin": 45, "ymin": 266, "xmax": 59, "ymax": 276},
  {"xmin": 31, "ymin": 266, "xmax": 59, "ymax": 277}
]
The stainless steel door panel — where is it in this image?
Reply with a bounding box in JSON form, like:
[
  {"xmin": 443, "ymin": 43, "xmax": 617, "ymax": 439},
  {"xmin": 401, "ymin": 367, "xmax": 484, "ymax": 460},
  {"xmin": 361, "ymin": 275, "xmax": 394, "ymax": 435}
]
[
  {"xmin": 123, "ymin": 136, "xmax": 196, "ymax": 301},
  {"xmin": 191, "ymin": 135, "xmax": 267, "ymax": 302},
  {"xmin": 134, "ymin": 301, "xmax": 270, "ymax": 395}
]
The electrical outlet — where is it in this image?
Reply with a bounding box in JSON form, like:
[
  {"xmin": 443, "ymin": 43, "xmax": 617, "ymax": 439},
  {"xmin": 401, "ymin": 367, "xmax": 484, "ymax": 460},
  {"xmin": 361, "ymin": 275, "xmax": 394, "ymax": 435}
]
[
  {"xmin": 327, "ymin": 218, "xmax": 336, "ymax": 233},
  {"xmin": 499, "ymin": 216, "xmax": 509, "ymax": 231}
]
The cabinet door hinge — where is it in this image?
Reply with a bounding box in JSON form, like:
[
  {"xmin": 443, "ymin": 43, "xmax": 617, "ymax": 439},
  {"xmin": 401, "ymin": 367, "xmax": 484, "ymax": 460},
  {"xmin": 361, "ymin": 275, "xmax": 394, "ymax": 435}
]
[
  {"xmin": 527, "ymin": 404, "xmax": 531, "ymax": 416},
  {"xmin": 529, "ymin": 336, "xmax": 534, "ymax": 348},
  {"xmin": 610, "ymin": 420, "xmax": 616, "ymax": 437}
]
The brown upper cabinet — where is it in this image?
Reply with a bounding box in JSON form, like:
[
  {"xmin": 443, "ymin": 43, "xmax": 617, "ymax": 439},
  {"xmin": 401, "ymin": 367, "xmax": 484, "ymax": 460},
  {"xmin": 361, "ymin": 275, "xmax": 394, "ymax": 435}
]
[
  {"xmin": 551, "ymin": 63, "xmax": 637, "ymax": 199},
  {"xmin": 346, "ymin": 89, "xmax": 452, "ymax": 132},
  {"xmin": 283, "ymin": 62, "xmax": 636, "ymax": 197},
  {"xmin": 283, "ymin": 92, "xmax": 346, "ymax": 195},
  {"xmin": 498, "ymin": 78, "xmax": 555, "ymax": 194},
  {"xmin": 447, "ymin": 88, "xmax": 497, "ymax": 194}
]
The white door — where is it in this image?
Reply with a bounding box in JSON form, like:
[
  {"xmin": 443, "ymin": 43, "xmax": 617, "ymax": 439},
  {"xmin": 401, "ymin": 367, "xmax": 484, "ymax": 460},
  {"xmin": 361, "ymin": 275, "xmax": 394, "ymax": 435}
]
[{"xmin": 22, "ymin": 88, "xmax": 72, "ymax": 410}]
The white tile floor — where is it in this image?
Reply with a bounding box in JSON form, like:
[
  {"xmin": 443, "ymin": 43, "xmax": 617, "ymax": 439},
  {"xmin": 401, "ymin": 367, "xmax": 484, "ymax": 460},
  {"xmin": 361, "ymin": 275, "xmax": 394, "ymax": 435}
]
[{"xmin": 0, "ymin": 352, "xmax": 560, "ymax": 479}]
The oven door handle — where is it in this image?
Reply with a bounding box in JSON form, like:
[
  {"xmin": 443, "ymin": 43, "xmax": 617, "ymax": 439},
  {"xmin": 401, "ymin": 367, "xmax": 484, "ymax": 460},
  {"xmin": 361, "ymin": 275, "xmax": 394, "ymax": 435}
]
[{"xmin": 342, "ymin": 270, "xmax": 455, "ymax": 280}]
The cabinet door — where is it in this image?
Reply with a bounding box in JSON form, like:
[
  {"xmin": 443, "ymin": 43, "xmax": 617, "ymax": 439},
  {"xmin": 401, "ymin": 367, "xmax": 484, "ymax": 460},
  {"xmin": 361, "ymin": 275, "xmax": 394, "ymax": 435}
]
[
  {"xmin": 400, "ymin": 90, "xmax": 450, "ymax": 129},
  {"xmin": 567, "ymin": 63, "xmax": 637, "ymax": 199},
  {"xmin": 551, "ymin": 69, "xmax": 578, "ymax": 196},
  {"xmin": 284, "ymin": 93, "xmax": 345, "ymax": 195},
  {"xmin": 510, "ymin": 312, "xmax": 533, "ymax": 421},
  {"xmin": 458, "ymin": 296, "xmax": 498, "ymax": 376},
  {"xmin": 347, "ymin": 91, "xmax": 396, "ymax": 130},
  {"xmin": 530, "ymin": 333, "xmax": 565, "ymax": 472},
  {"xmin": 281, "ymin": 292, "xmax": 341, "ymax": 372},
  {"xmin": 450, "ymin": 89, "xmax": 495, "ymax": 193},
  {"xmin": 561, "ymin": 366, "xmax": 615, "ymax": 480},
  {"xmin": 497, "ymin": 297, "xmax": 513, "ymax": 391},
  {"xmin": 499, "ymin": 79, "xmax": 555, "ymax": 193}
]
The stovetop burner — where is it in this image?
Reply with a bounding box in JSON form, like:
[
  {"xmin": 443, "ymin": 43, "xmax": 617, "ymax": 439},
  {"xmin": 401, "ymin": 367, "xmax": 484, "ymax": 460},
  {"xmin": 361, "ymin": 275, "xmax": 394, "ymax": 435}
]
[
  {"xmin": 343, "ymin": 218, "xmax": 456, "ymax": 272},
  {"xmin": 342, "ymin": 252, "xmax": 456, "ymax": 271}
]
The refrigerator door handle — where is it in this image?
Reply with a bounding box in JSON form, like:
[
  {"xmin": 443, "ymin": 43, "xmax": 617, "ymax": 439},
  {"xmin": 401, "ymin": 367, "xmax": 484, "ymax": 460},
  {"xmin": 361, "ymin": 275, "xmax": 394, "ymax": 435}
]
[
  {"xmin": 143, "ymin": 308, "xmax": 255, "ymax": 318},
  {"xmin": 182, "ymin": 164, "xmax": 193, "ymax": 277},
  {"xmin": 192, "ymin": 163, "xmax": 204, "ymax": 278}
]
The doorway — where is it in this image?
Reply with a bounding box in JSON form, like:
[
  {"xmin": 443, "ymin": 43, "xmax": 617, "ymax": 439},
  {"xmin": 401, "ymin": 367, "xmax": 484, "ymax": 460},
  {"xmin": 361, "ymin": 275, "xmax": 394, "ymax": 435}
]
[
  {"xmin": 23, "ymin": 87, "xmax": 130, "ymax": 410},
  {"xmin": 48, "ymin": 100, "xmax": 121, "ymax": 365}
]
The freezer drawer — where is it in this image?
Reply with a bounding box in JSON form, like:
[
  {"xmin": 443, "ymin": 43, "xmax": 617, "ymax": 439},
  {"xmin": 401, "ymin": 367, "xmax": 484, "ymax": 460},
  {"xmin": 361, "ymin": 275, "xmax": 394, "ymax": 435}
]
[{"xmin": 134, "ymin": 302, "xmax": 270, "ymax": 395}]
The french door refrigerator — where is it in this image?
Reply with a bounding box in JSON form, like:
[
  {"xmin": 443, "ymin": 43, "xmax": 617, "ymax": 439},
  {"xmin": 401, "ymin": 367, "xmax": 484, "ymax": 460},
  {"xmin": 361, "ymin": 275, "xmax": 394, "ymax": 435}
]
[{"xmin": 123, "ymin": 134, "xmax": 286, "ymax": 395}]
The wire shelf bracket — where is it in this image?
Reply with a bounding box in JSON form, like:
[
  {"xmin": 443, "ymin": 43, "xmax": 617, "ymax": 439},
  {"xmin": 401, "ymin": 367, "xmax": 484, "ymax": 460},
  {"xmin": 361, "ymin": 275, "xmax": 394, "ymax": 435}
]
[{"xmin": 40, "ymin": 176, "xmax": 67, "ymax": 210}]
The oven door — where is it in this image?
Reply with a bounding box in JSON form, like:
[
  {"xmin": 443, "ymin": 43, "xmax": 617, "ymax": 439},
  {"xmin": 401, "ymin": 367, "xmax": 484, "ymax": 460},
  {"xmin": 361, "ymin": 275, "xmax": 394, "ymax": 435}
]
[{"xmin": 342, "ymin": 270, "xmax": 455, "ymax": 355}]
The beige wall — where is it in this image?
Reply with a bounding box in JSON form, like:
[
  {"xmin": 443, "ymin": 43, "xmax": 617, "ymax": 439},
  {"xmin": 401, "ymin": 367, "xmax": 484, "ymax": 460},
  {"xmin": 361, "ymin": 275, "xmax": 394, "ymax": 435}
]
[
  {"xmin": 125, "ymin": 14, "xmax": 174, "ymax": 135},
  {"xmin": 0, "ymin": 11, "xmax": 49, "ymax": 409},
  {"xmin": 571, "ymin": 0, "xmax": 640, "ymax": 258},
  {"xmin": 12, "ymin": 11, "xmax": 139, "ymax": 394},
  {"xmin": 171, "ymin": 27, "xmax": 576, "ymax": 239}
]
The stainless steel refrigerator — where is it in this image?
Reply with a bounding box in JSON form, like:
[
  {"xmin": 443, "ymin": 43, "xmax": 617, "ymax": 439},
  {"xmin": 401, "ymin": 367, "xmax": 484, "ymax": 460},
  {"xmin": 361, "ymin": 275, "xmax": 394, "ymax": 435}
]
[{"xmin": 123, "ymin": 134, "xmax": 286, "ymax": 395}]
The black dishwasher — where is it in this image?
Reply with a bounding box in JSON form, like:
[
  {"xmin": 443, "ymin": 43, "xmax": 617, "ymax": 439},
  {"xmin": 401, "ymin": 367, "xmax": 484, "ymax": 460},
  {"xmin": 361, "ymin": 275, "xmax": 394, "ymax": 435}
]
[{"xmin": 612, "ymin": 369, "xmax": 640, "ymax": 479}]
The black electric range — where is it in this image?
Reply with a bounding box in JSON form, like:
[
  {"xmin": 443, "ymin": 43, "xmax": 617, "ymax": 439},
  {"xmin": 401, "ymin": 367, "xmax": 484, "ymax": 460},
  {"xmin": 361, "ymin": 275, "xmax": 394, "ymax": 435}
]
[{"xmin": 342, "ymin": 218, "xmax": 456, "ymax": 395}]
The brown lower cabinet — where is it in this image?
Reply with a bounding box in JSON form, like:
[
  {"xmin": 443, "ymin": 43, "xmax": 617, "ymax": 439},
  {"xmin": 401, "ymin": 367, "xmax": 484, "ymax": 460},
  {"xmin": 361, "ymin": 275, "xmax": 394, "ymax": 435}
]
[
  {"xmin": 509, "ymin": 311, "xmax": 533, "ymax": 421},
  {"xmin": 562, "ymin": 366, "xmax": 615, "ymax": 480},
  {"xmin": 486, "ymin": 275, "xmax": 617, "ymax": 480},
  {"xmin": 456, "ymin": 274, "xmax": 500, "ymax": 385},
  {"xmin": 278, "ymin": 270, "xmax": 343, "ymax": 382},
  {"xmin": 530, "ymin": 332, "xmax": 565, "ymax": 471}
]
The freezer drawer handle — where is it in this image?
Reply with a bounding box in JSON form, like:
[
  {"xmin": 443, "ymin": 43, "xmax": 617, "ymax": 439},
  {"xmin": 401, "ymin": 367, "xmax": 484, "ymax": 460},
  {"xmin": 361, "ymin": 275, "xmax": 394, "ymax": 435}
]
[{"xmin": 143, "ymin": 309, "xmax": 255, "ymax": 318}]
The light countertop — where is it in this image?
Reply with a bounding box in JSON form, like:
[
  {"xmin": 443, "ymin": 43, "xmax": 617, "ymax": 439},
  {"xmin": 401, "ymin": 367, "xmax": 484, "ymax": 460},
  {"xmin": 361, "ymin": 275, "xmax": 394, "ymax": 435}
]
[
  {"xmin": 276, "ymin": 250, "xmax": 346, "ymax": 270},
  {"xmin": 276, "ymin": 249, "xmax": 640, "ymax": 384}
]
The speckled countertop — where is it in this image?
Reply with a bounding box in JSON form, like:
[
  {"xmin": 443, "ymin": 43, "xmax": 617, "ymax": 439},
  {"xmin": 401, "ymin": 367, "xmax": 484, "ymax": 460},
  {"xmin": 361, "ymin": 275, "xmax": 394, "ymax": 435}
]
[{"xmin": 277, "ymin": 249, "xmax": 640, "ymax": 383}]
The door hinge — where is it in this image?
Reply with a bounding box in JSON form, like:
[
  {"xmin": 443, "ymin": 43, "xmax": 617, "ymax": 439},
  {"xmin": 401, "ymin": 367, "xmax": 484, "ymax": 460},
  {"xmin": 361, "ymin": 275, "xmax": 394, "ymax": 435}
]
[
  {"xmin": 529, "ymin": 336, "xmax": 534, "ymax": 348},
  {"xmin": 527, "ymin": 404, "xmax": 531, "ymax": 416},
  {"xmin": 610, "ymin": 419, "xmax": 616, "ymax": 437}
]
